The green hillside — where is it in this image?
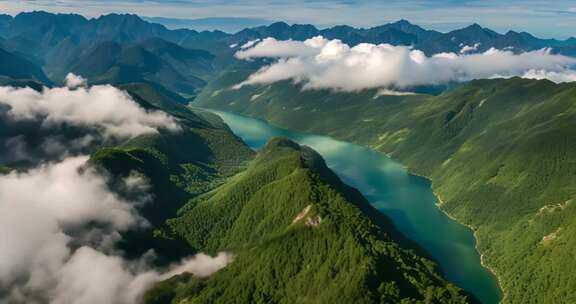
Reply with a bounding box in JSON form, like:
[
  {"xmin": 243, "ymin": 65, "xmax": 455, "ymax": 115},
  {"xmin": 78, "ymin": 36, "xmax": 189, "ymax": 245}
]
[
  {"xmin": 0, "ymin": 48, "xmax": 52, "ymax": 85},
  {"xmin": 68, "ymin": 41, "xmax": 209, "ymax": 97},
  {"xmin": 145, "ymin": 137, "xmax": 471, "ymax": 304},
  {"xmin": 88, "ymin": 83, "xmax": 472, "ymax": 302},
  {"xmin": 195, "ymin": 75, "xmax": 576, "ymax": 303},
  {"xmin": 89, "ymin": 83, "xmax": 254, "ymax": 261}
]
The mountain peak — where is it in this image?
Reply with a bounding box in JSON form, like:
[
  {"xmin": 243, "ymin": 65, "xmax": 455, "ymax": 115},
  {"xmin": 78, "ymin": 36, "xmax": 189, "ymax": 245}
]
[
  {"xmin": 466, "ymin": 23, "xmax": 483, "ymax": 30},
  {"xmin": 268, "ymin": 21, "xmax": 290, "ymax": 29},
  {"xmin": 393, "ymin": 19, "xmax": 414, "ymax": 26},
  {"xmin": 97, "ymin": 13, "xmax": 143, "ymax": 22}
]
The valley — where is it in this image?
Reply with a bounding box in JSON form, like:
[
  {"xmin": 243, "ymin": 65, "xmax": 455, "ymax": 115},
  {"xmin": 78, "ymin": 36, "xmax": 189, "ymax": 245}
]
[
  {"xmin": 205, "ymin": 109, "xmax": 502, "ymax": 304},
  {"xmin": 195, "ymin": 76, "xmax": 576, "ymax": 304},
  {"xmin": 0, "ymin": 8, "xmax": 575, "ymax": 303}
]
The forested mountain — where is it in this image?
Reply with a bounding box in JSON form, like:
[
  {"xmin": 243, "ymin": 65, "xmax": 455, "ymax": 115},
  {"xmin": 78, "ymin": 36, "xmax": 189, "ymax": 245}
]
[
  {"xmin": 1, "ymin": 8, "xmax": 576, "ymax": 304},
  {"xmin": 0, "ymin": 47, "xmax": 51, "ymax": 85},
  {"xmin": 0, "ymin": 12, "xmax": 227, "ymax": 91},
  {"xmin": 195, "ymin": 75, "xmax": 576, "ymax": 304},
  {"xmin": 0, "ymin": 77, "xmax": 472, "ymax": 302},
  {"xmin": 143, "ymin": 137, "xmax": 471, "ymax": 304},
  {"xmin": 66, "ymin": 40, "xmax": 211, "ymax": 96}
]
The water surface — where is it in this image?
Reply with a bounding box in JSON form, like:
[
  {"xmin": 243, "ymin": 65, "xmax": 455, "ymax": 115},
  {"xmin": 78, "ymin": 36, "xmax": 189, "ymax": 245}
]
[{"xmin": 211, "ymin": 110, "xmax": 502, "ymax": 304}]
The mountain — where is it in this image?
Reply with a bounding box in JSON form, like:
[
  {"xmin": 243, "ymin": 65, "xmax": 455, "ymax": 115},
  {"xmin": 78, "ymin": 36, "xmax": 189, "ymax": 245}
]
[
  {"xmin": 3, "ymin": 11, "xmax": 576, "ymax": 88},
  {"xmin": 68, "ymin": 40, "xmax": 210, "ymax": 96},
  {"xmin": 2, "ymin": 79, "xmax": 255, "ymax": 261},
  {"xmin": 225, "ymin": 19, "xmax": 576, "ymax": 55},
  {"xmin": 0, "ymin": 14, "xmax": 11, "ymax": 36},
  {"xmin": 226, "ymin": 21, "xmax": 426, "ymax": 47},
  {"xmin": 139, "ymin": 38, "xmax": 216, "ymax": 81},
  {"xmin": 88, "ymin": 83, "xmax": 254, "ymax": 261},
  {"xmin": 75, "ymin": 83, "xmax": 472, "ymax": 302},
  {"xmin": 7, "ymin": 11, "xmax": 88, "ymax": 49},
  {"xmin": 195, "ymin": 75, "xmax": 576, "ymax": 304},
  {"xmin": 144, "ymin": 137, "xmax": 471, "ymax": 304},
  {"xmin": 4, "ymin": 11, "xmax": 576, "ymax": 76},
  {"xmin": 143, "ymin": 16, "xmax": 274, "ymax": 33},
  {"xmin": 0, "ymin": 48, "xmax": 51, "ymax": 85}
]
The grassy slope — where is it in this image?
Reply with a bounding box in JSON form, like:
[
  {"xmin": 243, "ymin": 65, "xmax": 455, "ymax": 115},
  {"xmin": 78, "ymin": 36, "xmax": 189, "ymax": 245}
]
[
  {"xmin": 195, "ymin": 74, "xmax": 576, "ymax": 303},
  {"xmin": 145, "ymin": 137, "xmax": 471, "ymax": 304}
]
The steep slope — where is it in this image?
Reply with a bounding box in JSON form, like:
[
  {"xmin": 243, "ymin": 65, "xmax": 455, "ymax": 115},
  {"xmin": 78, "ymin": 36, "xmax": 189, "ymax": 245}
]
[
  {"xmin": 0, "ymin": 48, "xmax": 51, "ymax": 85},
  {"xmin": 195, "ymin": 76, "xmax": 576, "ymax": 303},
  {"xmin": 0, "ymin": 14, "xmax": 11, "ymax": 36},
  {"xmin": 1, "ymin": 12, "xmax": 227, "ymax": 83},
  {"xmin": 69, "ymin": 41, "xmax": 209, "ymax": 96},
  {"xmin": 138, "ymin": 38, "xmax": 216, "ymax": 81},
  {"xmin": 145, "ymin": 137, "xmax": 472, "ymax": 304},
  {"xmin": 87, "ymin": 82, "xmax": 254, "ymax": 261}
]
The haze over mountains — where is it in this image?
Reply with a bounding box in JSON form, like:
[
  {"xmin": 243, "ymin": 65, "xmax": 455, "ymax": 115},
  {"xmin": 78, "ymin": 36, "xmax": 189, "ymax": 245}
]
[{"xmin": 142, "ymin": 16, "xmax": 275, "ymax": 33}]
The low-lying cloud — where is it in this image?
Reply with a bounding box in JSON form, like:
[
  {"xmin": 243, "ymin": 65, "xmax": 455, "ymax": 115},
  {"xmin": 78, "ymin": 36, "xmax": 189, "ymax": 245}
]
[
  {"xmin": 234, "ymin": 36, "xmax": 576, "ymax": 92},
  {"xmin": 0, "ymin": 156, "xmax": 231, "ymax": 304},
  {"xmin": 0, "ymin": 75, "xmax": 179, "ymax": 139}
]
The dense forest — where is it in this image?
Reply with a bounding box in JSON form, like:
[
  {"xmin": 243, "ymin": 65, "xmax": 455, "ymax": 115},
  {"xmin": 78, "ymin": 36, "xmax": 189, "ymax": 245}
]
[
  {"xmin": 196, "ymin": 75, "xmax": 576, "ymax": 304},
  {"xmin": 144, "ymin": 138, "xmax": 471, "ymax": 303}
]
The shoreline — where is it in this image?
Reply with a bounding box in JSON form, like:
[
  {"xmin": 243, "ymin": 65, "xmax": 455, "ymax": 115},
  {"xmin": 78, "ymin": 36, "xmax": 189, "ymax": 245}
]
[
  {"xmin": 401, "ymin": 165, "xmax": 507, "ymax": 304},
  {"xmin": 201, "ymin": 107, "xmax": 506, "ymax": 303}
]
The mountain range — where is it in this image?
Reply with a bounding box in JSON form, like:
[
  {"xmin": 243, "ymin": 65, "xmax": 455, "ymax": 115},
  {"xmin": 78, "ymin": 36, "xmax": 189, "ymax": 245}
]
[
  {"xmin": 1, "ymin": 9, "xmax": 575, "ymax": 304},
  {"xmin": 2, "ymin": 11, "xmax": 576, "ymax": 91}
]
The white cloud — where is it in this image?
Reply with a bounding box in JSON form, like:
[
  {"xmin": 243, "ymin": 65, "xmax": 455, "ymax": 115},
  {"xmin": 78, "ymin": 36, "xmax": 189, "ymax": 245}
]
[
  {"xmin": 0, "ymin": 78, "xmax": 180, "ymax": 139},
  {"xmin": 161, "ymin": 252, "xmax": 232, "ymax": 280},
  {"xmin": 459, "ymin": 43, "xmax": 481, "ymax": 54},
  {"xmin": 375, "ymin": 89, "xmax": 417, "ymax": 97},
  {"xmin": 240, "ymin": 39, "xmax": 261, "ymax": 50},
  {"xmin": 237, "ymin": 37, "xmax": 323, "ymax": 58},
  {"xmin": 64, "ymin": 73, "xmax": 87, "ymax": 89},
  {"xmin": 0, "ymin": 156, "xmax": 231, "ymax": 303},
  {"xmin": 0, "ymin": 156, "xmax": 146, "ymax": 302},
  {"xmin": 234, "ymin": 36, "xmax": 576, "ymax": 92},
  {"xmin": 519, "ymin": 69, "xmax": 576, "ymax": 82}
]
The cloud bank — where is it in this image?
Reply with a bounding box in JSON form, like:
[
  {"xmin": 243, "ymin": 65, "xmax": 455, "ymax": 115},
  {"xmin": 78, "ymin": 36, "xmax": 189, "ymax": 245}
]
[
  {"xmin": 234, "ymin": 36, "xmax": 576, "ymax": 92},
  {"xmin": 0, "ymin": 156, "xmax": 231, "ymax": 303},
  {"xmin": 0, "ymin": 75, "xmax": 179, "ymax": 139},
  {"xmin": 0, "ymin": 78, "xmax": 228, "ymax": 303}
]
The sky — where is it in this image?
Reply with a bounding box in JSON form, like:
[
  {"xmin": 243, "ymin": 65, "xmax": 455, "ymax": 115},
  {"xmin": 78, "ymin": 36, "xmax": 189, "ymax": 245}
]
[{"xmin": 1, "ymin": 0, "xmax": 576, "ymax": 38}]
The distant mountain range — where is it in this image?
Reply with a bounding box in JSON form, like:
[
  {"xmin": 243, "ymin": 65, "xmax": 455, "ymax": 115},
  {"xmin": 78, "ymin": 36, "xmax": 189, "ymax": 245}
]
[
  {"xmin": 1, "ymin": 11, "xmax": 576, "ymax": 94},
  {"xmin": 142, "ymin": 16, "xmax": 275, "ymax": 33},
  {"xmin": 3, "ymin": 11, "xmax": 575, "ymax": 56}
]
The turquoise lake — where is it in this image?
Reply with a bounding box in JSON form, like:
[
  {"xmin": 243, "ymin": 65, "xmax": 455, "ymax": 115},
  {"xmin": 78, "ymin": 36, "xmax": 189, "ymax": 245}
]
[{"xmin": 211, "ymin": 110, "xmax": 502, "ymax": 304}]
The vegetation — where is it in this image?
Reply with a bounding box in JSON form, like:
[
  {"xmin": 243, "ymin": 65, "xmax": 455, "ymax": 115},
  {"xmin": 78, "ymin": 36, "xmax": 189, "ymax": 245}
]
[
  {"xmin": 145, "ymin": 137, "xmax": 472, "ymax": 304},
  {"xmin": 196, "ymin": 75, "xmax": 576, "ymax": 304},
  {"xmin": 88, "ymin": 83, "xmax": 254, "ymax": 262},
  {"xmin": 0, "ymin": 48, "xmax": 52, "ymax": 85},
  {"xmin": 0, "ymin": 165, "xmax": 10, "ymax": 174}
]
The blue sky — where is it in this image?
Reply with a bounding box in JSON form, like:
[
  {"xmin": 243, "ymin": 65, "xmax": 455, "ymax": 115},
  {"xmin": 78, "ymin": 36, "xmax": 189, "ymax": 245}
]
[{"xmin": 1, "ymin": 0, "xmax": 576, "ymax": 38}]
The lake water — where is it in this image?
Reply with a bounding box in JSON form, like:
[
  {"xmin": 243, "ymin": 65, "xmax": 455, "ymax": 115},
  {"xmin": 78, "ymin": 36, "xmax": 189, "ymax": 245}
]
[{"xmin": 211, "ymin": 110, "xmax": 502, "ymax": 304}]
